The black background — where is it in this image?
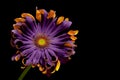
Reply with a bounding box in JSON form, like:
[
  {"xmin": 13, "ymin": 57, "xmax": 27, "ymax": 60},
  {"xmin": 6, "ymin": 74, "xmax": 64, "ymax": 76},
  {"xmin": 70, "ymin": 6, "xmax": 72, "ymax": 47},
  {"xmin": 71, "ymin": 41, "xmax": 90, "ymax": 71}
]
[{"xmin": 0, "ymin": 0, "xmax": 100, "ymax": 80}]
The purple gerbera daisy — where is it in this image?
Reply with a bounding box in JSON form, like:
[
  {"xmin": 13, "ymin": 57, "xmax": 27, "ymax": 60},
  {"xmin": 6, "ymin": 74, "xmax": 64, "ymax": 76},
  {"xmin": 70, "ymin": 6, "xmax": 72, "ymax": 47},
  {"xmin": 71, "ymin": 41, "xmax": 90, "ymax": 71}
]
[{"xmin": 11, "ymin": 8, "xmax": 78, "ymax": 75}]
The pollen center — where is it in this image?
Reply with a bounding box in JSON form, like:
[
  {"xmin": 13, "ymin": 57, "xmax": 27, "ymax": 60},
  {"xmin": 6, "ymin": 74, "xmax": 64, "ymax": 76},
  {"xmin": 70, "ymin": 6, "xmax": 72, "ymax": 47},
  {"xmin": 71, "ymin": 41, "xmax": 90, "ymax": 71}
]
[
  {"xmin": 38, "ymin": 38, "xmax": 46, "ymax": 46},
  {"xmin": 34, "ymin": 34, "xmax": 50, "ymax": 48}
]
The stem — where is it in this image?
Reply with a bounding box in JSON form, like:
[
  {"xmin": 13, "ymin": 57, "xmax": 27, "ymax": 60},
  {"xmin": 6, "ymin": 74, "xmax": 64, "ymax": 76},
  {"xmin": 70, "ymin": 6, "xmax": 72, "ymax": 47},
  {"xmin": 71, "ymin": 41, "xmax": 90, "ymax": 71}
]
[{"xmin": 17, "ymin": 65, "xmax": 32, "ymax": 80}]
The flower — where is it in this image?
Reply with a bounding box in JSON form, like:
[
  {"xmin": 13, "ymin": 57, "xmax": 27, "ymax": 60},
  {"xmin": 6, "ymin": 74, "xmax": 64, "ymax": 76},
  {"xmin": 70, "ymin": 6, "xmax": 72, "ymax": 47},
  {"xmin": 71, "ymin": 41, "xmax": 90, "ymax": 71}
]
[{"xmin": 11, "ymin": 8, "xmax": 78, "ymax": 75}]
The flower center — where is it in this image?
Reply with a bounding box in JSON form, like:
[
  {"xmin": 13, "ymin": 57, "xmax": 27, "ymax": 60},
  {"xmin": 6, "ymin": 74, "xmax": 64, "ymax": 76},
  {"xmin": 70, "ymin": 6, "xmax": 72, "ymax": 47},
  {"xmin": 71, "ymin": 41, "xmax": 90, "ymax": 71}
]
[
  {"xmin": 38, "ymin": 38, "xmax": 46, "ymax": 46},
  {"xmin": 34, "ymin": 35, "xmax": 49, "ymax": 48}
]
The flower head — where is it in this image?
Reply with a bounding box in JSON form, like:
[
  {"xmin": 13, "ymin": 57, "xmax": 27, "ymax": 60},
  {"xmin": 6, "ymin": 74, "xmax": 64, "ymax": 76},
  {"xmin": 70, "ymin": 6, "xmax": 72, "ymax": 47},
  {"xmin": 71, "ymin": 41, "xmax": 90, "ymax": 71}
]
[{"xmin": 11, "ymin": 8, "xmax": 78, "ymax": 75}]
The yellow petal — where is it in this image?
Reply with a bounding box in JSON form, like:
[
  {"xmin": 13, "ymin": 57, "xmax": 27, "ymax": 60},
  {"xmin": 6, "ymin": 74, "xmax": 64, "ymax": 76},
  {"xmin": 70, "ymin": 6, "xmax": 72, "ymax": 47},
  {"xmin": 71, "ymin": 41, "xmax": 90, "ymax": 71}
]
[
  {"xmin": 51, "ymin": 60, "xmax": 61, "ymax": 74},
  {"xmin": 68, "ymin": 57, "xmax": 71, "ymax": 60},
  {"xmin": 32, "ymin": 65, "xmax": 35, "ymax": 68},
  {"xmin": 68, "ymin": 30, "xmax": 79, "ymax": 35},
  {"xmin": 22, "ymin": 58, "xmax": 26, "ymax": 66},
  {"xmin": 56, "ymin": 16, "xmax": 64, "ymax": 25},
  {"xmin": 21, "ymin": 13, "xmax": 35, "ymax": 20},
  {"xmin": 21, "ymin": 66, "xmax": 25, "ymax": 69},
  {"xmin": 47, "ymin": 10, "xmax": 56, "ymax": 19},
  {"xmin": 37, "ymin": 64, "xmax": 40, "ymax": 67},
  {"xmin": 51, "ymin": 69, "xmax": 56, "ymax": 74},
  {"xmin": 14, "ymin": 18, "xmax": 25, "ymax": 23},
  {"xmin": 55, "ymin": 60, "xmax": 60, "ymax": 71},
  {"xmin": 70, "ymin": 35, "xmax": 77, "ymax": 40}
]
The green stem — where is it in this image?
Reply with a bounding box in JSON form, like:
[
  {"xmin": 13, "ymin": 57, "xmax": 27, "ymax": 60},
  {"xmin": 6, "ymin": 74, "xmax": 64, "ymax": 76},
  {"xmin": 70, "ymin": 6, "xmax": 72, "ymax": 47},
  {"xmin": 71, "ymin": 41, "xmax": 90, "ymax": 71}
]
[{"xmin": 17, "ymin": 65, "xmax": 32, "ymax": 80}]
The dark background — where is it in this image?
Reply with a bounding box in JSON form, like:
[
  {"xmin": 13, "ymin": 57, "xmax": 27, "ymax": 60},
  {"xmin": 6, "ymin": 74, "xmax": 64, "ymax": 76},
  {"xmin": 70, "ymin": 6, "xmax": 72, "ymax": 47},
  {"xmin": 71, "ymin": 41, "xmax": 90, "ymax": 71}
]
[{"xmin": 0, "ymin": 0, "xmax": 100, "ymax": 80}]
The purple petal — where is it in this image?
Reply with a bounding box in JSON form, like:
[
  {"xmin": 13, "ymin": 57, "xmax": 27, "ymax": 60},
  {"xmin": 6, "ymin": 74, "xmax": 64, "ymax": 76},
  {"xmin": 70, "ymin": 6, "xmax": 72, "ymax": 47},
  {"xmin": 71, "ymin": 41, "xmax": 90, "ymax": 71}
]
[
  {"xmin": 21, "ymin": 33, "xmax": 33, "ymax": 40},
  {"xmin": 32, "ymin": 50, "xmax": 40, "ymax": 64},
  {"xmin": 44, "ymin": 18, "xmax": 57, "ymax": 34},
  {"xmin": 50, "ymin": 34, "xmax": 69, "ymax": 43},
  {"xmin": 48, "ymin": 45, "xmax": 69, "ymax": 57},
  {"xmin": 44, "ymin": 49, "xmax": 53, "ymax": 66},
  {"xmin": 20, "ymin": 22, "xmax": 34, "ymax": 36},
  {"xmin": 12, "ymin": 30, "xmax": 33, "ymax": 40},
  {"xmin": 36, "ymin": 23, "xmax": 42, "ymax": 33},
  {"xmin": 49, "ymin": 21, "xmax": 72, "ymax": 37},
  {"xmin": 25, "ymin": 16, "xmax": 37, "ymax": 32},
  {"xmin": 40, "ymin": 9, "xmax": 48, "ymax": 31},
  {"xmin": 19, "ymin": 44, "xmax": 35, "ymax": 50},
  {"xmin": 38, "ymin": 49, "xmax": 46, "ymax": 66},
  {"xmin": 14, "ymin": 39, "xmax": 33, "ymax": 45},
  {"xmin": 47, "ymin": 48, "xmax": 58, "ymax": 61},
  {"xmin": 32, "ymin": 49, "xmax": 44, "ymax": 65},
  {"xmin": 12, "ymin": 30, "xmax": 22, "ymax": 39},
  {"xmin": 50, "ymin": 40, "xmax": 65, "ymax": 45},
  {"xmin": 21, "ymin": 46, "xmax": 36, "ymax": 56},
  {"xmin": 25, "ymin": 49, "xmax": 37, "ymax": 65}
]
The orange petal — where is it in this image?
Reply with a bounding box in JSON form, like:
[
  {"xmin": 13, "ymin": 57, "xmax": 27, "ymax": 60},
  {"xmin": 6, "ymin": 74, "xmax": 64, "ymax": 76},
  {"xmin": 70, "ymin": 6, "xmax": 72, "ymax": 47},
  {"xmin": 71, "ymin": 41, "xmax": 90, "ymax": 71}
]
[
  {"xmin": 18, "ymin": 30, "xmax": 22, "ymax": 34},
  {"xmin": 72, "ymin": 40, "xmax": 75, "ymax": 43},
  {"xmin": 56, "ymin": 16, "xmax": 64, "ymax": 25},
  {"xmin": 64, "ymin": 42, "xmax": 73, "ymax": 47},
  {"xmin": 39, "ymin": 66, "xmax": 44, "ymax": 72},
  {"xmin": 36, "ymin": 10, "xmax": 42, "ymax": 21},
  {"xmin": 15, "ymin": 56, "xmax": 20, "ymax": 61},
  {"xmin": 70, "ymin": 35, "xmax": 77, "ymax": 40},
  {"xmin": 37, "ymin": 64, "xmax": 40, "ymax": 67},
  {"xmin": 68, "ymin": 30, "xmax": 79, "ymax": 35},
  {"xmin": 16, "ymin": 51, "xmax": 20, "ymax": 54},
  {"xmin": 13, "ymin": 24, "xmax": 20, "ymax": 30},
  {"xmin": 10, "ymin": 38, "xmax": 15, "ymax": 47},
  {"xmin": 42, "ymin": 69, "xmax": 47, "ymax": 74},
  {"xmin": 36, "ymin": 9, "xmax": 45, "ymax": 21},
  {"xmin": 14, "ymin": 18, "xmax": 25, "ymax": 23},
  {"xmin": 22, "ymin": 58, "xmax": 26, "ymax": 66},
  {"xmin": 47, "ymin": 10, "xmax": 56, "ymax": 19},
  {"xmin": 65, "ymin": 18, "xmax": 69, "ymax": 21},
  {"xmin": 21, "ymin": 13, "xmax": 35, "ymax": 20},
  {"xmin": 13, "ymin": 24, "xmax": 22, "ymax": 33},
  {"xmin": 38, "ymin": 9, "xmax": 45, "ymax": 14}
]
